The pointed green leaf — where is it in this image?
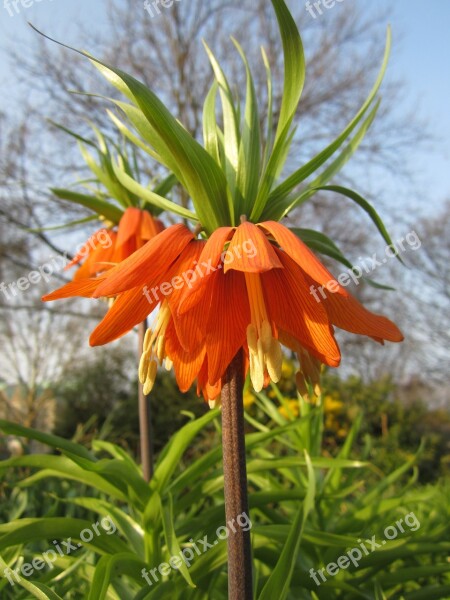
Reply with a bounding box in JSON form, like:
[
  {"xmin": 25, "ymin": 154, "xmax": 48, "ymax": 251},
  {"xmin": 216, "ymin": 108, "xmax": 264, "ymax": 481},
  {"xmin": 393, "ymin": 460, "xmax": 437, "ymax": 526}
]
[
  {"xmin": 111, "ymin": 158, "xmax": 197, "ymax": 222},
  {"xmin": 270, "ymin": 0, "xmax": 305, "ymax": 145},
  {"xmin": 312, "ymin": 185, "xmax": 404, "ymax": 264},
  {"xmin": 233, "ymin": 39, "xmax": 261, "ymax": 217},
  {"xmin": 51, "ymin": 189, "xmax": 123, "ymax": 224},
  {"xmin": 160, "ymin": 494, "xmax": 195, "ymax": 588},
  {"xmin": 267, "ymin": 27, "xmax": 391, "ymax": 209},
  {"xmin": 258, "ymin": 451, "xmax": 315, "ymax": 600},
  {"xmin": 29, "ymin": 26, "xmax": 231, "ymax": 233},
  {"xmin": 202, "ymin": 81, "xmax": 221, "ymax": 166}
]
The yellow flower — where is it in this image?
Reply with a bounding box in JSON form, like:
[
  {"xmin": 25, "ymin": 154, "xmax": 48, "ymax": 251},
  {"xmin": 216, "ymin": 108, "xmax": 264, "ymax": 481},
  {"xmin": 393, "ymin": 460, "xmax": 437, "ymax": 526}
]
[
  {"xmin": 243, "ymin": 389, "xmax": 256, "ymax": 408},
  {"xmin": 279, "ymin": 400, "xmax": 300, "ymax": 420},
  {"xmin": 323, "ymin": 395, "xmax": 344, "ymax": 414}
]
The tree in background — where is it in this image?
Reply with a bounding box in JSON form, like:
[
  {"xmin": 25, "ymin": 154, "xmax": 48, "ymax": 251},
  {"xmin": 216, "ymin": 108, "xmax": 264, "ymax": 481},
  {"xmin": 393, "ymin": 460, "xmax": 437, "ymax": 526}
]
[{"xmin": 0, "ymin": 0, "xmax": 444, "ymax": 395}]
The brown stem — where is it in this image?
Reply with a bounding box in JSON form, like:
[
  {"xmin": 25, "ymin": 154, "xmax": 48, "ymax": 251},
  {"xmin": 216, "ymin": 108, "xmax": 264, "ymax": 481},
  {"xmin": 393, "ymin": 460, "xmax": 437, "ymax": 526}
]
[
  {"xmin": 138, "ymin": 320, "xmax": 154, "ymax": 482},
  {"xmin": 221, "ymin": 348, "xmax": 253, "ymax": 599}
]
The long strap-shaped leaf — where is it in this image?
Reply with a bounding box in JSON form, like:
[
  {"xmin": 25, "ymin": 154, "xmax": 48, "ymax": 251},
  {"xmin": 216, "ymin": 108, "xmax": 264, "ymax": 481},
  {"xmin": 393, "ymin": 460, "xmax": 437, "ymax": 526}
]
[
  {"xmin": 51, "ymin": 189, "xmax": 124, "ymax": 224},
  {"xmin": 312, "ymin": 185, "xmax": 405, "ymax": 265},
  {"xmin": 111, "ymin": 159, "xmax": 197, "ymax": 222},
  {"xmin": 0, "ymin": 556, "xmax": 64, "ymax": 600},
  {"xmin": 234, "ymin": 39, "xmax": 261, "ymax": 218},
  {"xmin": 267, "ymin": 28, "xmax": 391, "ymax": 210},
  {"xmin": 263, "ymin": 98, "xmax": 381, "ymax": 220},
  {"xmin": 29, "ymin": 26, "xmax": 231, "ymax": 235},
  {"xmin": 258, "ymin": 451, "xmax": 316, "ymax": 600},
  {"xmin": 251, "ymin": 0, "xmax": 305, "ymax": 221},
  {"xmin": 271, "ymin": 0, "xmax": 306, "ymax": 146}
]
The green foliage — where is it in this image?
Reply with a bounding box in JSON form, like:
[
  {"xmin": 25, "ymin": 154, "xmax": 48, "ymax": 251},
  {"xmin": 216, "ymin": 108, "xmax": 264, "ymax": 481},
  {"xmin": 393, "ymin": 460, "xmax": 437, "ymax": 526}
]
[
  {"xmin": 52, "ymin": 347, "xmax": 206, "ymax": 457},
  {"xmin": 0, "ymin": 387, "xmax": 449, "ymax": 599},
  {"xmin": 252, "ymin": 367, "xmax": 450, "ymax": 484},
  {"xmin": 319, "ymin": 374, "xmax": 450, "ymax": 484},
  {"xmin": 32, "ymin": 0, "xmax": 396, "ymax": 270}
]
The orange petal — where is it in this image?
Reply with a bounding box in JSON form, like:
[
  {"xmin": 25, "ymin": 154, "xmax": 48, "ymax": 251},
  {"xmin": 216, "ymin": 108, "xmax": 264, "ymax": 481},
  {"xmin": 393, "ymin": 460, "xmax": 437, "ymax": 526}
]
[
  {"xmin": 64, "ymin": 229, "xmax": 103, "ymax": 270},
  {"xmin": 94, "ymin": 224, "xmax": 194, "ymax": 298},
  {"xmin": 263, "ymin": 250, "xmax": 341, "ymax": 367},
  {"xmin": 259, "ymin": 221, "xmax": 347, "ymax": 296},
  {"xmin": 90, "ymin": 286, "xmax": 155, "ymax": 346},
  {"xmin": 320, "ymin": 286, "xmax": 404, "ymax": 343},
  {"xmin": 164, "ymin": 240, "xmax": 206, "ymax": 308},
  {"xmin": 140, "ymin": 211, "xmax": 165, "ymax": 241},
  {"xmin": 115, "ymin": 207, "xmax": 142, "ymax": 249},
  {"xmin": 197, "ymin": 358, "xmax": 222, "ymax": 401},
  {"xmin": 206, "ymin": 270, "xmax": 250, "ymax": 384},
  {"xmin": 42, "ymin": 277, "xmax": 106, "ymax": 301},
  {"xmin": 178, "ymin": 226, "xmax": 234, "ymax": 314},
  {"xmin": 165, "ymin": 318, "xmax": 206, "ymax": 392},
  {"xmin": 163, "ymin": 241, "xmax": 209, "ymax": 351},
  {"xmin": 73, "ymin": 238, "xmax": 117, "ymax": 280},
  {"xmin": 224, "ymin": 221, "xmax": 282, "ymax": 274}
]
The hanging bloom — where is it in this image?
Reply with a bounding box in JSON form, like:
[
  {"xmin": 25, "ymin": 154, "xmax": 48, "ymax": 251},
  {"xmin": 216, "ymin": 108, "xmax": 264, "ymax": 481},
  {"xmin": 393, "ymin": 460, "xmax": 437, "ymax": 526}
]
[
  {"xmin": 64, "ymin": 207, "xmax": 164, "ymax": 280},
  {"xmin": 42, "ymin": 0, "xmax": 404, "ymax": 408},
  {"xmin": 43, "ymin": 224, "xmax": 206, "ymax": 396},
  {"xmin": 51, "ymin": 220, "xmax": 402, "ymax": 404},
  {"xmin": 175, "ymin": 219, "xmax": 403, "ymax": 399}
]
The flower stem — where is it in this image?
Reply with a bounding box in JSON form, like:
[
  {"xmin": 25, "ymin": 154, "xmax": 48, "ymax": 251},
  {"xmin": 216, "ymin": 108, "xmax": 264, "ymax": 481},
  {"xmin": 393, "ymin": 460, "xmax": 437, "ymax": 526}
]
[
  {"xmin": 138, "ymin": 320, "xmax": 154, "ymax": 482},
  {"xmin": 221, "ymin": 348, "xmax": 253, "ymax": 599}
]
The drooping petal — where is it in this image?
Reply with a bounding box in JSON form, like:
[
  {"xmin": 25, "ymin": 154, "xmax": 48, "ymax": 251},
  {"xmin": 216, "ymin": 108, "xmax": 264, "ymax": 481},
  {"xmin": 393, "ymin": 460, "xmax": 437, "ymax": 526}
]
[
  {"xmin": 42, "ymin": 277, "xmax": 106, "ymax": 301},
  {"xmin": 65, "ymin": 229, "xmax": 111, "ymax": 270},
  {"xmin": 90, "ymin": 286, "xmax": 156, "ymax": 346},
  {"xmin": 178, "ymin": 226, "xmax": 234, "ymax": 314},
  {"xmin": 197, "ymin": 358, "xmax": 222, "ymax": 402},
  {"xmin": 264, "ymin": 249, "xmax": 341, "ymax": 367},
  {"xmin": 259, "ymin": 221, "xmax": 347, "ymax": 296},
  {"xmin": 165, "ymin": 318, "xmax": 206, "ymax": 392},
  {"xmin": 115, "ymin": 207, "xmax": 142, "ymax": 249},
  {"xmin": 206, "ymin": 270, "xmax": 251, "ymax": 384},
  {"xmin": 94, "ymin": 224, "xmax": 194, "ymax": 298},
  {"xmin": 164, "ymin": 240, "xmax": 209, "ymax": 350},
  {"xmin": 140, "ymin": 211, "xmax": 165, "ymax": 241},
  {"xmin": 224, "ymin": 221, "xmax": 283, "ymax": 273},
  {"xmin": 320, "ymin": 285, "xmax": 404, "ymax": 342},
  {"xmin": 73, "ymin": 238, "xmax": 116, "ymax": 280}
]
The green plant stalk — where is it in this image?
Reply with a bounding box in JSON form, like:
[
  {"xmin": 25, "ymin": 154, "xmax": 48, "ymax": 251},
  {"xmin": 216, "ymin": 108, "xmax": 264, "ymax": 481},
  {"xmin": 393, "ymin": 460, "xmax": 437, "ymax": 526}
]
[
  {"xmin": 138, "ymin": 320, "xmax": 154, "ymax": 482},
  {"xmin": 221, "ymin": 349, "xmax": 253, "ymax": 599}
]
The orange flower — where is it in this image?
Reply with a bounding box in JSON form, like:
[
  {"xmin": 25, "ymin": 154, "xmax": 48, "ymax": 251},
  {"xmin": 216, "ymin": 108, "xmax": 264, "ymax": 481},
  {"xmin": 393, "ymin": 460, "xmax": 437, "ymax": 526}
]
[
  {"xmin": 64, "ymin": 207, "xmax": 164, "ymax": 280},
  {"xmin": 56, "ymin": 219, "xmax": 402, "ymax": 404},
  {"xmin": 175, "ymin": 220, "xmax": 403, "ymax": 399}
]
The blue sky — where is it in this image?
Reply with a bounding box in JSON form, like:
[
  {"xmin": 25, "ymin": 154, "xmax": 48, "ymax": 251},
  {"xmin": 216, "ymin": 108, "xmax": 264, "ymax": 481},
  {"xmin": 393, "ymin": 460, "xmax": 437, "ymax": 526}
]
[
  {"xmin": 378, "ymin": 0, "xmax": 450, "ymax": 207},
  {"xmin": 0, "ymin": 0, "xmax": 449, "ymax": 214}
]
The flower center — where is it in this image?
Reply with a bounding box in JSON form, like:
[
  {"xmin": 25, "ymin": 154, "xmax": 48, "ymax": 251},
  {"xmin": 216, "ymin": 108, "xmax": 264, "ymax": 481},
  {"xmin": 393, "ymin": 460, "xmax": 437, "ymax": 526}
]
[
  {"xmin": 244, "ymin": 273, "xmax": 282, "ymax": 392},
  {"xmin": 139, "ymin": 300, "xmax": 172, "ymax": 394}
]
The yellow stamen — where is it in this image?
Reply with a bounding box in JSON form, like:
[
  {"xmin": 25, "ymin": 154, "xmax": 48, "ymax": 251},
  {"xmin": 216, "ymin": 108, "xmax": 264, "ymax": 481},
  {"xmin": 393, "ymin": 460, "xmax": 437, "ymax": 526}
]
[
  {"xmin": 266, "ymin": 338, "xmax": 282, "ymax": 382},
  {"xmin": 244, "ymin": 273, "xmax": 283, "ymax": 390},
  {"xmin": 143, "ymin": 360, "xmax": 158, "ymax": 395},
  {"xmin": 139, "ymin": 300, "xmax": 172, "ymax": 394},
  {"xmin": 208, "ymin": 398, "xmax": 222, "ymax": 409}
]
